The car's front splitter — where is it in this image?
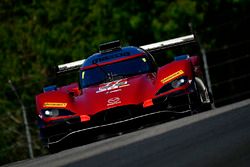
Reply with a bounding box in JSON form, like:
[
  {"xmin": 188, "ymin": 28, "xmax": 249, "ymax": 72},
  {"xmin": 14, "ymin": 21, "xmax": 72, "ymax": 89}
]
[{"xmin": 42, "ymin": 108, "xmax": 174, "ymax": 147}]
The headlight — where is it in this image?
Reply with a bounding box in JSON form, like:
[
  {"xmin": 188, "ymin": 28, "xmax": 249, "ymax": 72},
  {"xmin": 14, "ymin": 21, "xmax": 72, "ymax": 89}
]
[
  {"xmin": 42, "ymin": 109, "xmax": 74, "ymax": 117},
  {"xmin": 156, "ymin": 76, "xmax": 188, "ymax": 95},
  {"xmin": 171, "ymin": 77, "xmax": 186, "ymax": 88},
  {"xmin": 44, "ymin": 109, "xmax": 59, "ymax": 117}
]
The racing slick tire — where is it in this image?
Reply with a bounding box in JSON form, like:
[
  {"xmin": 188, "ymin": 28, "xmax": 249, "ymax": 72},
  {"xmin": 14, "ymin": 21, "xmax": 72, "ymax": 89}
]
[{"xmin": 189, "ymin": 77, "xmax": 212, "ymax": 113}]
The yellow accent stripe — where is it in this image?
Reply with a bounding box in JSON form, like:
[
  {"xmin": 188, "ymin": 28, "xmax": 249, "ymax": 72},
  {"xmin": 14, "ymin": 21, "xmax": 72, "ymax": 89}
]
[
  {"xmin": 43, "ymin": 102, "xmax": 67, "ymax": 108},
  {"xmin": 161, "ymin": 70, "xmax": 184, "ymax": 83}
]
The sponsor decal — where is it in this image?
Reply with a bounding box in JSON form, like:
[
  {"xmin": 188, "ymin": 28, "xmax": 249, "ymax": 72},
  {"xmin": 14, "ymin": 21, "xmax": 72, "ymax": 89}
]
[
  {"xmin": 96, "ymin": 79, "xmax": 130, "ymax": 93},
  {"xmin": 107, "ymin": 97, "xmax": 121, "ymax": 106},
  {"xmin": 109, "ymin": 89, "xmax": 122, "ymax": 93},
  {"xmin": 161, "ymin": 70, "xmax": 184, "ymax": 83},
  {"xmin": 92, "ymin": 52, "xmax": 130, "ymax": 64},
  {"xmin": 43, "ymin": 102, "xmax": 67, "ymax": 108}
]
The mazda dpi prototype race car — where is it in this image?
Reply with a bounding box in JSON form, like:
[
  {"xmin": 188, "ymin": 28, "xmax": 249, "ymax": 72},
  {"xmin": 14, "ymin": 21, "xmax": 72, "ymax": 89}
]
[{"xmin": 36, "ymin": 34, "xmax": 212, "ymax": 150}]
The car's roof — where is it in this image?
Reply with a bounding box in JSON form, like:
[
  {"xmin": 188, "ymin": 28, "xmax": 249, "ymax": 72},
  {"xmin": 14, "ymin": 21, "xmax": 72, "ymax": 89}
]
[{"xmin": 81, "ymin": 46, "xmax": 145, "ymax": 68}]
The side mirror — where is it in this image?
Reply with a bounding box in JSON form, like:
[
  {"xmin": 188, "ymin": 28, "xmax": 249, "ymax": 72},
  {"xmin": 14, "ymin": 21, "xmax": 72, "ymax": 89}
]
[{"xmin": 69, "ymin": 87, "xmax": 81, "ymax": 97}]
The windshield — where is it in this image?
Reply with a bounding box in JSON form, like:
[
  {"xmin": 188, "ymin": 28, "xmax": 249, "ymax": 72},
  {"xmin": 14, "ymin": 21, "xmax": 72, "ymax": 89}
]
[{"xmin": 80, "ymin": 56, "xmax": 154, "ymax": 88}]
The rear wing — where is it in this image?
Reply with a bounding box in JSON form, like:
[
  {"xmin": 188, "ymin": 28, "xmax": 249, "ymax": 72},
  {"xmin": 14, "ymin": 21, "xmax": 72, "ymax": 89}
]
[
  {"xmin": 140, "ymin": 34, "xmax": 195, "ymax": 53},
  {"xmin": 57, "ymin": 34, "xmax": 195, "ymax": 73}
]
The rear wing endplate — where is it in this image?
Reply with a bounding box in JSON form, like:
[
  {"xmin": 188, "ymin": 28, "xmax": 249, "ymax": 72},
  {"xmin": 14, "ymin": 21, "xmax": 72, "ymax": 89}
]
[
  {"xmin": 57, "ymin": 59, "xmax": 85, "ymax": 74},
  {"xmin": 140, "ymin": 34, "xmax": 195, "ymax": 52}
]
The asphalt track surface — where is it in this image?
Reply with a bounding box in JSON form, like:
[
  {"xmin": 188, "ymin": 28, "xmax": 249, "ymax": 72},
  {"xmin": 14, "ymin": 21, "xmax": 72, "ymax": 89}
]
[{"xmin": 5, "ymin": 99, "xmax": 250, "ymax": 167}]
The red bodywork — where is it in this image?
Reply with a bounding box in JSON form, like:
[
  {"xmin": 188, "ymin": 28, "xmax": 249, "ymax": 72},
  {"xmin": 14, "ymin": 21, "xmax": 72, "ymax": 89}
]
[{"xmin": 36, "ymin": 60, "xmax": 194, "ymax": 121}]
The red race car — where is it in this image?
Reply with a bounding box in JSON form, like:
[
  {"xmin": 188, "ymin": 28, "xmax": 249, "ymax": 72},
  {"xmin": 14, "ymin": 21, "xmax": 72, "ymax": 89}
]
[{"xmin": 36, "ymin": 34, "xmax": 212, "ymax": 150}]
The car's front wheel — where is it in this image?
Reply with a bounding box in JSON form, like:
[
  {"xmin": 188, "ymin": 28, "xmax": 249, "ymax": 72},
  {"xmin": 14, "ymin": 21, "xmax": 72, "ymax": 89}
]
[{"xmin": 189, "ymin": 77, "xmax": 213, "ymax": 113}]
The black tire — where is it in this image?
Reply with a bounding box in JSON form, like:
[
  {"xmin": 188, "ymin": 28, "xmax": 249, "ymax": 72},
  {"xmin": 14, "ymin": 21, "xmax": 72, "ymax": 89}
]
[{"xmin": 191, "ymin": 78, "xmax": 212, "ymax": 112}]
